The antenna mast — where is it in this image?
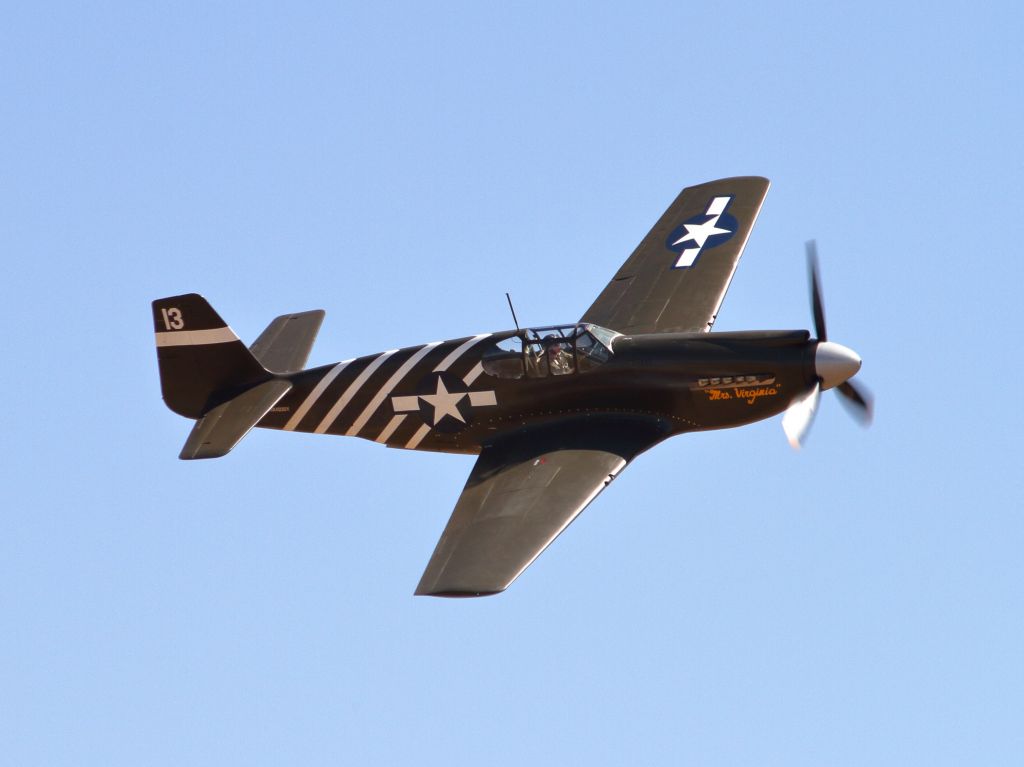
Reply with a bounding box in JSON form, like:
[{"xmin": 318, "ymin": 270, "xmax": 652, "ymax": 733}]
[{"xmin": 505, "ymin": 292, "xmax": 521, "ymax": 332}]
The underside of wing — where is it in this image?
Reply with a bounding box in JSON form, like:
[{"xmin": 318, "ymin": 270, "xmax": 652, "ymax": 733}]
[
  {"xmin": 415, "ymin": 417, "xmax": 670, "ymax": 597},
  {"xmin": 581, "ymin": 176, "xmax": 770, "ymax": 335}
]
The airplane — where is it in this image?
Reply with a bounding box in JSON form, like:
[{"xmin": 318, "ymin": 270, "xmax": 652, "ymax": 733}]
[{"xmin": 152, "ymin": 176, "xmax": 871, "ymax": 597}]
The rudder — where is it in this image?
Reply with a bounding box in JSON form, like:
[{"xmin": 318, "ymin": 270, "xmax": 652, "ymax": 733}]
[{"xmin": 152, "ymin": 294, "xmax": 269, "ymax": 419}]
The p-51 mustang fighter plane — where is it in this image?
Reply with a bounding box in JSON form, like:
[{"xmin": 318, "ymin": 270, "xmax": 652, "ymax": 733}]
[{"xmin": 153, "ymin": 177, "xmax": 871, "ymax": 597}]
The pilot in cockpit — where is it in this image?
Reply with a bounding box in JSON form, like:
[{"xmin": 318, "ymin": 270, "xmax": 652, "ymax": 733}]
[{"xmin": 545, "ymin": 335, "xmax": 572, "ymax": 375}]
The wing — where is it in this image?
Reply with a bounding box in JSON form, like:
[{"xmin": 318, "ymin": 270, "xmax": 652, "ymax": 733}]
[
  {"xmin": 580, "ymin": 176, "xmax": 770, "ymax": 334},
  {"xmin": 415, "ymin": 417, "xmax": 670, "ymax": 597}
]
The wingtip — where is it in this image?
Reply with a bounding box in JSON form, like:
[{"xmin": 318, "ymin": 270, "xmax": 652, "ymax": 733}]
[{"xmin": 414, "ymin": 582, "xmax": 505, "ymax": 598}]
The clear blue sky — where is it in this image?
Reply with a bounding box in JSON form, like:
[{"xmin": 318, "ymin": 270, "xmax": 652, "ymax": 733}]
[{"xmin": 3, "ymin": 2, "xmax": 1022, "ymax": 764}]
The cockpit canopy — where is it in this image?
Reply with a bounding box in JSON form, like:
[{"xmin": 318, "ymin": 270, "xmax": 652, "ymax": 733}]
[{"xmin": 481, "ymin": 323, "xmax": 620, "ymax": 379}]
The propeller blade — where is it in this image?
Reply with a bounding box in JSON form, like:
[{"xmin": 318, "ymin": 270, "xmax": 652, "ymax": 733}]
[
  {"xmin": 791, "ymin": 240, "xmax": 874, "ymax": 444},
  {"xmin": 836, "ymin": 380, "xmax": 873, "ymax": 426},
  {"xmin": 807, "ymin": 240, "xmax": 827, "ymax": 342},
  {"xmin": 782, "ymin": 381, "xmax": 821, "ymax": 450}
]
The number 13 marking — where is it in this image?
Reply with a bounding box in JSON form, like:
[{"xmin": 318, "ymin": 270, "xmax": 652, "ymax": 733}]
[{"xmin": 161, "ymin": 307, "xmax": 184, "ymax": 330}]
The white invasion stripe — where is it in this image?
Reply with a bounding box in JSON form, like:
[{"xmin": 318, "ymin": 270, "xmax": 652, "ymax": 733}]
[
  {"xmin": 468, "ymin": 390, "xmax": 496, "ymax": 407},
  {"xmin": 706, "ymin": 196, "xmax": 731, "ymax": 215},
  {"xmin": 283, "ymin": 359, "xmax": 353, "ymax": 431},
  {"xmin": 347, "ymin": 342, "xmax": 442, "ymax": 436},
  {"xmin": 404, "ymin": 423, "xmax": 431, "ymax": 450},
  {"xmin": 155, "ymin": 327, "xmax": 238, "ymax": 347},
  {"xmin": 314, "ymin": 350, "xmax": 398, "ymax": 434},
  {"xmin": 391, "ymin": 395, "xmax": 419, "ymax": 412},
  {"xmin": 434, "ymin": 333, "xmax": 491, "ymax": 372},
  {"xmin": 462, "ymin": 361, "xmax": 484, "ymax": 385},
  {"xmin": 375, "ymin": 414, "xmax": 406, "ymax": 444}
]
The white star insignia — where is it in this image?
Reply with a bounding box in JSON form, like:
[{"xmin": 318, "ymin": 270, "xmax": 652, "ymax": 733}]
[
  {"xmin": 391, "ymin": 377, "xmax": 498, "ymax": 428},
  {"xmin": 672, "ymin": 217, "xmax": 731, "ymax": 249},
  {"xmin": 419, "ymin": 376, "xmax": 467, "ymax": 425}
]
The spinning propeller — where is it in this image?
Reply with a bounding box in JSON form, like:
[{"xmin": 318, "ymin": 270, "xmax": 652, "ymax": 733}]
[{"xmin": 782, "ymin": 241, "xmax": 873, "ymax": 449}]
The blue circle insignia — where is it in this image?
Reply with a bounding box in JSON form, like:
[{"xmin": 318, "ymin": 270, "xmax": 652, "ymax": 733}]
[{"xmin": 664, "ymin": 195, "xmax": 738, "ymax": 269}]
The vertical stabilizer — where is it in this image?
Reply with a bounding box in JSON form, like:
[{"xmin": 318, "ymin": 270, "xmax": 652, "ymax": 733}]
[{"xmin": 152, "ymin": 294, "xmax": 269, "ymax": 419}]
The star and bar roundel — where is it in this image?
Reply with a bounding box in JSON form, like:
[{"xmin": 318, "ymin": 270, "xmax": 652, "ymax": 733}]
[
  {"xmin": 391, "ymin": 371, "xmax": 497, "ymax": 433},
  {"xmin": 665, "ymin": 195, "xmax": 738, "ymax": 269}
]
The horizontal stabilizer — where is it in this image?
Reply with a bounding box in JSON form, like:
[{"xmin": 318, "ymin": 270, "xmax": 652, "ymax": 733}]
[
  {"xmin": 249, "ymin": 309, "xmax": 326, "ymax": 373},
  {"xmin": 179, "ymin": 379, "xmax": 292, "ymax": 460}
]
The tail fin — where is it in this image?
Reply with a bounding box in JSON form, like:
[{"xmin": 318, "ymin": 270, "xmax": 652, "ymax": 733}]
[
  {"xmin": 153, "ymin": 295, "xmax": 327, "ymax": 459},
  {"xmin": 152, "ymin": 294, "xmax": 269, "ymax": 419}
]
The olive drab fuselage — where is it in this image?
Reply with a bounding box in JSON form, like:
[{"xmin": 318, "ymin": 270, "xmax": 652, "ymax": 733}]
[{"xmin": 257, "ymin": 327, "xmax": 816, "ymax": 454}]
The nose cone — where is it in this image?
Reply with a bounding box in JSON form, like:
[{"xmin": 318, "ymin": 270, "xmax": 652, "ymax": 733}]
[{"xmin": 815, "ymin": 341, "xmax": 861, "ymax": 390}]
